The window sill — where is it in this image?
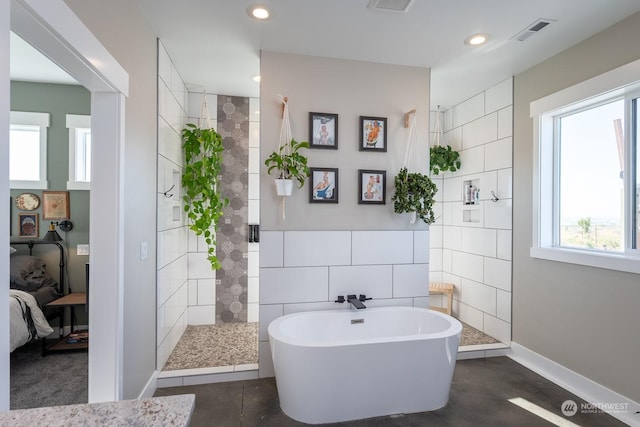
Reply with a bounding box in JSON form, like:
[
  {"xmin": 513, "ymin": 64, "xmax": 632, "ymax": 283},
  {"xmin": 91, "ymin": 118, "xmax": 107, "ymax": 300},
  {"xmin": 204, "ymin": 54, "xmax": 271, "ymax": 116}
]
[
  {"xmin": 10, "ymin": 180, "xmax": 48, "ymax": 190},
  {"xmin": 67, "ymin": 181, "xmax": 90, "ymax": 191},
  {"xmin": 530, "ymin": 246, "xmax": 640, "ymax": 275}
]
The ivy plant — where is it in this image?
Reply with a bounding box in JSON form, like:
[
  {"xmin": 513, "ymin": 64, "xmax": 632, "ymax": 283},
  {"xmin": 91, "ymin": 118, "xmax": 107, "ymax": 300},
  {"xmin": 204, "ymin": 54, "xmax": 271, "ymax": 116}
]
[
  {"xmin": 392, "ymin": 167, "xmax": 438, "ymax": 225},
  {"xmin": 182, "ymin": 123, "xmax": 228, "ymax": 270},
  {"xmin": 264, "ymin": 139, "xmax": 311, "ymax": 188},
  {"xmin": 430, "ymin": 145, "xmax": 461, "ymax": 175}
]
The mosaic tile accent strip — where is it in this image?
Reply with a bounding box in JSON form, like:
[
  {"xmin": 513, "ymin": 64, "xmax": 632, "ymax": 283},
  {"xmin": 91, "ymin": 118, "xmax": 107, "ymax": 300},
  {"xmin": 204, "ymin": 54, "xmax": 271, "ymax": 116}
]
[
  {"xmin": 216, "ymin": 96, "xmax": 250, "ymax": 323},
  {"xmin": 162, "ymin": 323, "xmax": 258, "ymax": 371}
]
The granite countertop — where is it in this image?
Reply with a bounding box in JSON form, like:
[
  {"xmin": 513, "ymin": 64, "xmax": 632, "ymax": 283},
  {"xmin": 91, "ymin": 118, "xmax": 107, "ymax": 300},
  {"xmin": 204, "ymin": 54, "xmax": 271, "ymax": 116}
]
[{"xmin": 0, "ymin": 394, "xmax": 195, "ymax": 427}]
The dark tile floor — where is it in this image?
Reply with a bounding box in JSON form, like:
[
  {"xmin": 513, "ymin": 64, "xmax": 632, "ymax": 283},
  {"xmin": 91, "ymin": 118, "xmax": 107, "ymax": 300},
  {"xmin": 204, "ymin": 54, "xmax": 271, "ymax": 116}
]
[{"xmin": 154, "ymin": 357, "xmax": 626, "ymax": 426}]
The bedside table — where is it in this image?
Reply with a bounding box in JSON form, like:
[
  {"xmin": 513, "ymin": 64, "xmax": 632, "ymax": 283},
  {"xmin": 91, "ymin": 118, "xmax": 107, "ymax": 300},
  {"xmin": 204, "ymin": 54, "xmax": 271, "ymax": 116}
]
[{"xmin": 43, "ymin": 292, "xmax": 88, "ymax": 355}]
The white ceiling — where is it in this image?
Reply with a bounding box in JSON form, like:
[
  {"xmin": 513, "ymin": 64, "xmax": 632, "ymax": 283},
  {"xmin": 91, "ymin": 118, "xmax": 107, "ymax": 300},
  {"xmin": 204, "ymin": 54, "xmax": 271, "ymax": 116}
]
[
  {"xmin": 10, "ymin": 1, "xmax": 640, "ymax": 108},
  {"xmin": 9, "ymin": 32, "xmax": 77, "ymax": 85}
]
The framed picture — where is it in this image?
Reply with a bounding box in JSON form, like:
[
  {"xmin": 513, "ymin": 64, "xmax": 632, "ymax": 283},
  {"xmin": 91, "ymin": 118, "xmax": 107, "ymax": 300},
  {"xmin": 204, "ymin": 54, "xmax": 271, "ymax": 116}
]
[
  {"xmin": 18, "ymin": 213, "xmax": 39, "ymax": 238},
  {"xmin": 359, "ymin": 116, "xmax": 387, "ymax": 152},
  {"xmin": 309, "ymin": 167, "xmax": 339, "ymax": 203},
  {"xmin": 358, "ymin": 170, "xmax": 386, "ymax": 204},
  {"xmin": 42, "ymin": 191, "xmax": 70, "ymax": 220},
  {"xmin": 309, "ymin": 112, "xmax": 338, "ymax": 149}
]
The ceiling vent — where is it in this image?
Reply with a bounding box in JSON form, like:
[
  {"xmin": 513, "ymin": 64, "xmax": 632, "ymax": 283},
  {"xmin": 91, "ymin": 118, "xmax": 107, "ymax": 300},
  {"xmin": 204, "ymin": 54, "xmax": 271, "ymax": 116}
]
[
  {"xmin": 511, "ymin": 18, "xmax": 556, "ymax": 42},
  {"xmin": 368, "ymin": 0, "xmax": 413, "ymax": 13}
]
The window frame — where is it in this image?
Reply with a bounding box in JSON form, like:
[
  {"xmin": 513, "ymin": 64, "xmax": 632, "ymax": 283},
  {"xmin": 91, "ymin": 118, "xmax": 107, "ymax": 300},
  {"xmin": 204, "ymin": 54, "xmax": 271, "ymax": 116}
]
[
  {"xmin": 531, "ymin": 58, "xmax": 640, "ymax": 274},
  {"xmin": 9, "ymin": 111, "xmax": 49, "ymax": 190},
  {"xmin": 66, "ymin": 114, "xmax": 91, "ymax": 190}
]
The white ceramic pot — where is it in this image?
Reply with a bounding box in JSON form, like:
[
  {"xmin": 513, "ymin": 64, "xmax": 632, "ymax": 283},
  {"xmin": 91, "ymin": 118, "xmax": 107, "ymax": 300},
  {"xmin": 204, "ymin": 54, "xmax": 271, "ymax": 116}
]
[{"xmin": 275, "ymin": 179, "xmax": 293, "ymax": 196}]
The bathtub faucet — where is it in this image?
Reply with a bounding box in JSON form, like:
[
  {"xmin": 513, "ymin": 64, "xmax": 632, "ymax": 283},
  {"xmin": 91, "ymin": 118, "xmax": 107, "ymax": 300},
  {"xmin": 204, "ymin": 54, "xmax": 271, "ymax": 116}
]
[{"xmin": 347, "ymin": 294, "xmax": 367, "ymax": 309}]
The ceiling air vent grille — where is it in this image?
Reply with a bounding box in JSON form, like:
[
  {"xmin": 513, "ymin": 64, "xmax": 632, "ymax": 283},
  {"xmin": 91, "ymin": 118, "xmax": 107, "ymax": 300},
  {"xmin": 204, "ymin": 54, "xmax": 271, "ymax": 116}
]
[
  {"xmin": 511, "ymin": 18, "xmax": 556, "ymax": 42},
  {"xmin": 368, "ymin": 0, "xmax": 413, "ymax": 13}
]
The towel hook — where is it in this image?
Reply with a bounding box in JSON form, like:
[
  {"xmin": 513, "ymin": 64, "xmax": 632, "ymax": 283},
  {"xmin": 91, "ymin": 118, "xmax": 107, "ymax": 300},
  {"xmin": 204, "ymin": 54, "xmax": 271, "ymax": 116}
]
[
  {"xmin": 163, "ymin": 184, "xmax": 175, "ymax": 198},
  {"xmin": 490, "ymin": 190, "xmax": 499, "ymax": 202}
]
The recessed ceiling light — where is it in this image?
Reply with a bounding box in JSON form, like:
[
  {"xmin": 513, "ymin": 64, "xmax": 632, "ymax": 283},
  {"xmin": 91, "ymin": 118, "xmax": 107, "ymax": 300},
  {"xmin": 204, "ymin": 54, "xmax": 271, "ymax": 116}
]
[
  {"xmin": 248, "ymin": 5, "xmax": 270, "ymax": 20},
  {"xmin": 464, "ymin": 33, "xmax": 489, "ymax": 46},
  {"xmin": 252, "ymin": 75, "xmax": 261, "ymax": 83}
]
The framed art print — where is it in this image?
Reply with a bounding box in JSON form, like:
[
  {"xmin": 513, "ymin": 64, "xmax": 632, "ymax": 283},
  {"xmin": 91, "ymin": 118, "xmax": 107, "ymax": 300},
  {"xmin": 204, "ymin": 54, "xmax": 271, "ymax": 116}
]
[
  {"xmin": 358, "ymin": 169, "xmax": 386, "ymax": 204},
  {"xmin": 309, "ymin": 112, "xmax": 338, "ymax": 149},
  {"xmin": 42, "ymin": 191, "xmax": 70, "ymax": 220},
  {"xmin": 359, "ymin": 116, "xmax": 387, "ymax": 152},
  {"xmin": 310, "ymin": 167, "xmax": 339, "ymax": 203},
  {"xmin": 18, "ymin": 213, "xmax": 39, "ymax": 238}
]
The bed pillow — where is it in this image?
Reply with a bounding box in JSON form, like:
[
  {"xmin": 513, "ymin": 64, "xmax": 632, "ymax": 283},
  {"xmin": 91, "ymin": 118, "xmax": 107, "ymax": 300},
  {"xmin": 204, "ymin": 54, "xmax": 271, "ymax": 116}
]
[{"xmin": 9, "ymin": 255, "xmax": 59, "ymax": 292}]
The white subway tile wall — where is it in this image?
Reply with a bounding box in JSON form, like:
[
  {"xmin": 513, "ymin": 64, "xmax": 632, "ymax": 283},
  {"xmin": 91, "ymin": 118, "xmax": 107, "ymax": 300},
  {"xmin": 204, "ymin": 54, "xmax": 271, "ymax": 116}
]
[
  {"xmin": 258, "ymin": 229, "xmax": 430, "ymax": 377},
  {"xmin": 157, "ymin": 42, "xmax": 189, "ymax": 369},
  {"xmin": 429, "ymin": 77, "xmax": 512, "ymax": 342}
]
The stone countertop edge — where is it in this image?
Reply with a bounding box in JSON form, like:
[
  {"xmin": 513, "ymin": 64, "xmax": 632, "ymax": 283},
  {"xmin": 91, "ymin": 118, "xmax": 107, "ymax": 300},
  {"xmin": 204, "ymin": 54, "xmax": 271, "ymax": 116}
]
[{"xmin": 0, "ymin": 394, "xmax": 196, "ymax": 427}]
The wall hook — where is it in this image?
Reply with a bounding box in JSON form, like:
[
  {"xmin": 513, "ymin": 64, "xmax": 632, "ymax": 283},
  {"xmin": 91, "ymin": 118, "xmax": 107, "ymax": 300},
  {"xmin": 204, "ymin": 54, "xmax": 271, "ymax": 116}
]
[
  {"xmin": 491, "ymin": 190, "xmax": 499, "ymax": 202},
  {"xmin": 404, "ymin": 109, "xmax": 416, "ymax": 128},
  {"xmin": 163, "ymin": 184, "xmax": 175, "ymax": 198}
]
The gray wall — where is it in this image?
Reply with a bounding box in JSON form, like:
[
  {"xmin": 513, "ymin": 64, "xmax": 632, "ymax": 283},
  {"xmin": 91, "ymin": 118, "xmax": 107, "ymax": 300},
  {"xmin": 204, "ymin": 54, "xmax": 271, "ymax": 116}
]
[
  {"xmin": 260, "ymin": 52, "xmax": 430, "ymax": 231},
  {"xmin": 513, "ymin": 12, "xmax": 640, "ymax": 402},
  {"xmin": 10, "ymin": 82, "xmax": 90, "ymax": 319},
  {"xmin": 65, "ymin": 0, "xmax": 158, "ymax": 400}
]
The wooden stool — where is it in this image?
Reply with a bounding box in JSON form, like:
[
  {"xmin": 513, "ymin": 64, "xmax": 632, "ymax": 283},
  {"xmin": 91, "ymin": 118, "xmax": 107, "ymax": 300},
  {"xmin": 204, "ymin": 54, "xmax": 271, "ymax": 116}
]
[{"xmin": 429, "ymin": 282, "xmax": 454, "ymax": 315}]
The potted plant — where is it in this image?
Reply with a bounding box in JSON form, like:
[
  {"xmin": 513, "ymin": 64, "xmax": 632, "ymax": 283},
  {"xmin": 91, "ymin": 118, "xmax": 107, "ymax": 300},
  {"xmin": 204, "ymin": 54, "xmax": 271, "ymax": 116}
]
[
  {"xmin": 430, "ymin": 145, "xmax": 461, "ymax": 175},
  {"xmin": 182, "ymin": 123, "xmax": 228, "ymax": 270},
  {"xmin": 392, "ymin": 167, "xmax": 438, "ymax": 224},
  {"xmin": 265, "ymin": 139, "xmax": 311, "ymax": 195}
]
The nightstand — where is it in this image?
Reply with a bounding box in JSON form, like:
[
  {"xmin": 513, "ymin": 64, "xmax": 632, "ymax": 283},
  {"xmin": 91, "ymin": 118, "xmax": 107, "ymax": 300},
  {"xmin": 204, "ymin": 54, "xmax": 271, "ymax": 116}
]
[{"xmin": 43, "ymin": 292, "xmax": 88, "ymax": 355}]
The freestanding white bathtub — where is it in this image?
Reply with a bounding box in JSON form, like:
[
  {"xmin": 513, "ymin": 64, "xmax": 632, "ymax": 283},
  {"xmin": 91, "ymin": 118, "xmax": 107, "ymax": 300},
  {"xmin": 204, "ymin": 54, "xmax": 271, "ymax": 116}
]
[{"xmin": 268, "ymin": 306, "xmax": 462, "ymax": 424}]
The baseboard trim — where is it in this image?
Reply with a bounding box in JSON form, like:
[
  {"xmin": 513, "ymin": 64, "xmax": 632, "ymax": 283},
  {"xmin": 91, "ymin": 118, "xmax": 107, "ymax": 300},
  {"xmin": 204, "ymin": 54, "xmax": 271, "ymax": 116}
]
[
  {"xmin": 509, "ymin": 342, "xmax": 640, "ymax": 426},
  {"xmin": 138, "ymin": 370, "xmax": 159, "ymax": 399}
]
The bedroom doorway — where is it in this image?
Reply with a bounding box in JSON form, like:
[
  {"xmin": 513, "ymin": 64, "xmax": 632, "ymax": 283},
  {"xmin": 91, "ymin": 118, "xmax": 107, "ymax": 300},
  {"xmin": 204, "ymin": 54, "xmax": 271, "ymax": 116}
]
[{"xmin": 2, "ymin": 0, "xmax": 127, "ymax": 409}]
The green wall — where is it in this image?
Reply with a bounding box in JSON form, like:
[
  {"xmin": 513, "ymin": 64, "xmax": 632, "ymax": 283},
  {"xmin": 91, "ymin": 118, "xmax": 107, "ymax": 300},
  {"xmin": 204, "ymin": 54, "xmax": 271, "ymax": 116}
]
[{"xmin": 10, "ymin": 81, "xmax": 90, "ymax": 323}]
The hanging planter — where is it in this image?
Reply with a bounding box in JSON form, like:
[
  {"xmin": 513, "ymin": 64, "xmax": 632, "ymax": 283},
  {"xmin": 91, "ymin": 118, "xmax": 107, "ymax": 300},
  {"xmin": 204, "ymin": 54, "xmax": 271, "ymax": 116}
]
[
  {"xmin": 265, "ymin": 138, "xmax": 311, "ymax": 189},
  {"xmin": 264, "ymin": 96, "xmax": 310, "ymax": 219},
  {"xmin": 182, "ymin": 96, "xmax": 228, "ymax": 270},
  {"xmin": 392, "ymin": 111, "xmax": 437, "ymax": 225},
  {"xmin": 429, "ymin": 106, "xmax": 461, "ymax": 175},
  {"xmin": 275, "ymin": 178, "xmax": 294, "ymax": 196},
  {"xmin": 392, "ymin": 167, "xmax": 437, "ymax": 225}
]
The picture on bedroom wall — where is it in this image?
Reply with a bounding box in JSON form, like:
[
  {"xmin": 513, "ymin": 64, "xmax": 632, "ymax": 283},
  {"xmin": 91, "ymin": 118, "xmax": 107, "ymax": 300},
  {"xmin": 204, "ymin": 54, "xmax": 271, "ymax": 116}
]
[
  {"xmin": 310, "ymin": 167, "xmax": 339, "ymax": 203},
  {"xmin": 42, "ymin": 191, "xmax": 70, "ymax": 220},
  {"xmin": 358, "ymin": 169, "xmax": 386, "ymax": 204},
  {"xmin": 309, "ymin": 112, "xmax": 338, "ymax": 149},
  {"xmin": 359, "ymin": 116, "xmax": 387, "ymax": 152},
  {"xmin": 18, "ymin": 213, "xmax": 39, "ymax": 238}
]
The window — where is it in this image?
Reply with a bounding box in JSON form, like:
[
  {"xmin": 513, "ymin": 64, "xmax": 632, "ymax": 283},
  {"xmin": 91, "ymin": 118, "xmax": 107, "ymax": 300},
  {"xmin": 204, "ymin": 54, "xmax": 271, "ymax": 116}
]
[
  {"xmin": 66, "ymin": 114, "xmax": 91, "ymax": 190},
  {"xmin": 531, "ymin": 58, "xmax": 640, "ymax": 273},
  {"xmin": 9, "ymin": 111, "xmax": 49, "ymax": 189}
]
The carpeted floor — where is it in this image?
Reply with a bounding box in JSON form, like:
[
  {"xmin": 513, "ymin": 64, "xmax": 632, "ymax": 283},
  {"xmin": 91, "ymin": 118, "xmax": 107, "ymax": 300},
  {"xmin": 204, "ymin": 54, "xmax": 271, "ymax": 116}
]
[{"xmin": 10, "ymin": 340, "xmax": 88, "ymax": 409}]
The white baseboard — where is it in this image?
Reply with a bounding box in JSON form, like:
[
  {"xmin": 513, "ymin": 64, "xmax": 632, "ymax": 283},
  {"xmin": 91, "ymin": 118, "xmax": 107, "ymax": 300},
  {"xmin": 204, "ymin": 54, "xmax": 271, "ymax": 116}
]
[
  {"xmin": 509, "ymin": 342, "xmax": 640, "ymax": 426},
  {"xmin": 138, "ymin": 370, "xmax": 159, "ymax": 399}
]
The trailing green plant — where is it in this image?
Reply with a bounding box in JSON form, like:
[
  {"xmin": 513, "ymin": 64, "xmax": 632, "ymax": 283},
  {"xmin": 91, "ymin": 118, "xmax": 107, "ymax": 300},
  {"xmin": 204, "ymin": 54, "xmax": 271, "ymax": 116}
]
[
  {"xmin": 392, "ymin": 167, "xmax": 438, "ymax": 225},
  {"xmin": 430, "ymin": 145, "xmax": 461, "ymax": 175},
  {"xmin": 264, "ymin": 139, "xmax": 311, "ymax": 188},
  {"xmin": 182, "ymin": 123, "xmax": 228, "ymax": 270}
]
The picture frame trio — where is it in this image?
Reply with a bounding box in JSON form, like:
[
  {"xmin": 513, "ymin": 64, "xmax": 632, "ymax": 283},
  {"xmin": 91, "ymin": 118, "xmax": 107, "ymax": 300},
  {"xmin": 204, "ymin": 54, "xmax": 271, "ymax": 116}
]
[
  {"xmin": 14, "ymin": 190, "xmax": 71, "ymax": 238},
  {"xmin": 308, "ymin": 112, "xmax": 387, "ymax": 205}
]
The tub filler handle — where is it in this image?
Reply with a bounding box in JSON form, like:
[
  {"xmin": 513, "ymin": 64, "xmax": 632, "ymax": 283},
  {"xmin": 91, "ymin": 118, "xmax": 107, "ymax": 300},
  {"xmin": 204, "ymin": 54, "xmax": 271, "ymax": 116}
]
[{"xmin": 334, "ymin": 295, "xmax": 345, "ymax": 303}]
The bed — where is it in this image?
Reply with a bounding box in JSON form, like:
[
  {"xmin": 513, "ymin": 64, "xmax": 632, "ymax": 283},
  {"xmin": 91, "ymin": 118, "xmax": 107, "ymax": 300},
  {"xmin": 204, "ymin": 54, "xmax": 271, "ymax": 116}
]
[{"xmin": 9, "ymin": 241, "xmax": 65, "ymax": 353}]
